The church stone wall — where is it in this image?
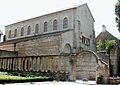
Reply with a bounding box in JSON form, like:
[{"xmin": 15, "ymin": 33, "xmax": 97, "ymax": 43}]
[
  {"xmin": 0, "ymin": 30, "xmax": 75, "ymax": 56},
  {"xmin": 74, "ymin": 5, "xmax": 95, "ymax": 51},
  {"xmin": 4, "ymin": 4, "xmax": 95, "ymax": 53},
  {"xmin": 16, "ymin": 34, "xmax": 61, "ymax": 56},
  {"xmin": 5, "ymin": 8, "xmax": 74, "ymax": 41},
  {"xmin": 0, "ymin": 44, "xmax": 14, "ymax": 51},
  {"xmin": 60, "ymin": 31, "xmax": 74, "ymax": 53}
]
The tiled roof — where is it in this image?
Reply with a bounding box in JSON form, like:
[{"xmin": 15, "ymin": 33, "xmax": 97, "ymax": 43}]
[
  {"xmin": 96, "ymin": 30, "xmax": 120, "ymax": 42},
  {"xmin": 97, "ymin": 52, "xmax": 109, "ymax": 64}
]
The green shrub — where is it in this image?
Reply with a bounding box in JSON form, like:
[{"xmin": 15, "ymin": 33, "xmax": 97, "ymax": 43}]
[
  {"xmin": 96, "ymin": 75, "xmax": 104, "ymax": 84},
  {"xmin": 0, "ymin": 71, "xmax": 53, "ymax": 84}
]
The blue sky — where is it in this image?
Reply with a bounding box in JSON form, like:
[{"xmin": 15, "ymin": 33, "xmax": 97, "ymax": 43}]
[{"xmin": 0, "ymin": 0, "xmax": 119, "ymax": 38}]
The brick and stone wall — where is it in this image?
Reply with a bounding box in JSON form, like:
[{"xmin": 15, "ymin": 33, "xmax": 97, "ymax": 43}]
[
  {"xmin": 4, "ymin": 4, "xmax": 95, "ymax": 52},
  {"xmin": 0, "ymin": 33, "xmax": 62, "ymax": 56},
  {"xmin": 0, "ymin": 50, "xmax": 107, "ymax": 81},
  {"xmin": 96, "ymin": 61, "xmax": 109, "ymax": 83},
  {"xmin": 0, "ymin": 44, "xmax": 14, "ymax": 51},
  {"xmin": 76, "ymin": 51, "xmax": 98, "ymax": 80},
  {"xmin": 0, "ymin": 55, "xmax": 70, "ymax": 72},
  {"xmin": 16, "ymin": 34, "xmax": 61, "ymax": 56},
  {"xmin": 0, "ymin": 55, "xmax": 70, "ymax": 80}
]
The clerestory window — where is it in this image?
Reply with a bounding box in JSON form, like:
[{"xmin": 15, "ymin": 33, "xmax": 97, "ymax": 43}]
[
  {"xmin": 63, "ymin": 17, "xmax": 68, "ymax": 29},
  {"xmin": 27, "ymin": 26, "xmax": 31, "ymax": 35},
  {"xmin": 14, "ymin": 29, "xmax": 17, "ymax": 37},
  {"xmin": 44, "ymin": 22, "xmax": 48, "ymax": 32},
  {"xmin": 21, "ymin": 27, "xmax": 24, "ymax": 36},
  {"xmin": 53, "ymin": 19, "xmax": 57, "ymax": 30},
  {"xmin": 8, "ymin": 30, "xmax": 11, "ymax": 38},
  {"xmin": 35, "ymin": 24, "xmax": 39, "ymax": 33}
]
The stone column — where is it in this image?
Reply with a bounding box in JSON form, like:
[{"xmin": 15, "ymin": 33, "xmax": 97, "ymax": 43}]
[{"xmin": 69, "ymin": 54, "xmax": 76, "ymax": 81}]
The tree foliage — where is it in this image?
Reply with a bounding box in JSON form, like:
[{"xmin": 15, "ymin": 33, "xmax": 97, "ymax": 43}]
[
  {"xmin": 105, "ymin": 40, "xmax": 117, "ymax": 51},
  {"xmin": 115, "ymin": 0, "xmax": 120, "ymax": 32},
  {"xmin": 96, "ymin": 40, "xmax": 105, "ymax": 51},
  {"xmin": 97, "ymin": 40, "xmax": 117, "ymax": 52}
]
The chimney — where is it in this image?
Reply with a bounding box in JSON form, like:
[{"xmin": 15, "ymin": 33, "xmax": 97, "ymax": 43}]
[{"xmin": 102, "ymin": 25, "xmax": 106, "ymax": 32}]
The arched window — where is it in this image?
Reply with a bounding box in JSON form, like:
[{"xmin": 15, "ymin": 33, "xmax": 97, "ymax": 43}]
[
  {"xmin": 44, "ymin": 22, "xmax": 47, "ymax": 32},
  {"xmin": 35, "ymin": 24, "xmax": 39, "ymax": 33},
  {"xmin": 53, "ymin": 19, "xmax": 57, "ymax": 30},
  {"xmin": 8, "ymin": 30, "xmax": 11, "ymax": 38},
  {"xmin": 27, "ymin": 26, "xmax": 31, "ymax": 35},
  {"xmin": 63, "ymin": 17, "xmax": 68, "ymax": 29},
  {"xmin": 14, "ymin": 29, "xmax": 17, "ymax": 37},
  {"xmin": 21, "ymin": 27, "xmax": 24, "ymax": 36}
]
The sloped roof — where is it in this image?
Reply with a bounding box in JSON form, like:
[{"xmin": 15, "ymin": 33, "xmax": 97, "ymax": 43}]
[
  {"xmin": 96, "ymin": 52, "xmax": 109, "ymax": 64},
  {"xmin": 96, "ymin": 30, "xmax": 120, "ymax": 42}
]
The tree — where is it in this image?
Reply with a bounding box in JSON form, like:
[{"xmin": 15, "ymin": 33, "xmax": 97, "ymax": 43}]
[
  {"xmin": 96, "ymin": 40, "xmax": 117, "ymax": 53},
  {"xmin": 105, "ymin": 40, "xmax": 117, "ymax": 52},
  {"xmin": 96, "ymin": 40, "xmax": 105, "ymax": 51},
  {"xmin": 115, "ymin": 0, "xmax": 120, "ymax": 32}
]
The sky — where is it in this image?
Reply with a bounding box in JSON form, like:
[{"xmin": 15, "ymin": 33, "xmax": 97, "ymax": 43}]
[{"xmin": 0, "ymin": 0, "xmax": 119, "ymax": 39}]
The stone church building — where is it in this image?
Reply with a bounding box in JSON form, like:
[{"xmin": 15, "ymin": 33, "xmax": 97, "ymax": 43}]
[{"xmin": 0, "ymin": 4, "xmax": 109, "ymax": 81}]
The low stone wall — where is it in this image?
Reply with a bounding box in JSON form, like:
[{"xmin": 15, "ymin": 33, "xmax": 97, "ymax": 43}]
[
  {"xmin": 76, "ymin": 51, "xmax": 97, "ymax": 80},
  {"xmin": 0, "ymin": 55, "xmax": 71, "ymax": 80},
  {"xmin": 0, "ymin": 51, "xmax": 109, "ymax": 81},
  {"xmin": 0, "ymin": 55, "xmax": 70, "ymax": 72}
]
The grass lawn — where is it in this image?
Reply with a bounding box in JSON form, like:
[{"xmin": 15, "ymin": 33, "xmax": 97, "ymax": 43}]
[{"xmin": 0, "ymin": 71, "xmax": 53, "ymax": 83}]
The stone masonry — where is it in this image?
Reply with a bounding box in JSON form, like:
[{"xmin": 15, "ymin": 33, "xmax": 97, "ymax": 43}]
[{"xmin": 0, "ymin": 4, "xmax": 101, "ymax": 81}]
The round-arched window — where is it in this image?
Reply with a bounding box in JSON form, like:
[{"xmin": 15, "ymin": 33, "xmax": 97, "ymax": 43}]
[{"xmin": 63, "ymin": 17, "xmax": 68, "ymax": 29}]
